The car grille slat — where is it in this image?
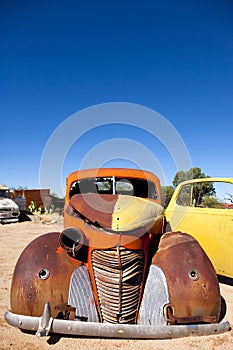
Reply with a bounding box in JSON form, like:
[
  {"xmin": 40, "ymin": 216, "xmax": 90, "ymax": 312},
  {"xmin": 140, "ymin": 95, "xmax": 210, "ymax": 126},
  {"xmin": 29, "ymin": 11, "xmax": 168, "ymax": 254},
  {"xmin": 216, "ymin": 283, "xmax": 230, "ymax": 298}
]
[{"xmin": 91, "ymin": 247, "xmax": 144, "ymax": 324}]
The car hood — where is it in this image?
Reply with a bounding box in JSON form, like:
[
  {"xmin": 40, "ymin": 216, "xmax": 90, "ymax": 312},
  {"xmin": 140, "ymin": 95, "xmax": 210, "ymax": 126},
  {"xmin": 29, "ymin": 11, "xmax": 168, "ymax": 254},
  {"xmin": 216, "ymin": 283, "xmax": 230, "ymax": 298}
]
[
  {"xmin": 70, "ymin": 193, "xmax": 164, "ymax": 231},
  {"xmin": 0, "ymin": 198, "xmax": 19, "ymax": 210}
]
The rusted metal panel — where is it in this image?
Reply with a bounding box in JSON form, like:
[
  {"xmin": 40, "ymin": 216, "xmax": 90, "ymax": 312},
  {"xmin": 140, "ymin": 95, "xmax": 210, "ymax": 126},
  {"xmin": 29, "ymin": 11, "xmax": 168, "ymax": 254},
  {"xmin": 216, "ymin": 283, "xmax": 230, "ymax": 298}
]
[
  {"xmin": 152, "ymin": 231, "xmax": 221, "ymax": 324},
  {"xmin": 10, "ymin": 232, "xmax": 80, "ymax": 318},
  {"xmin": 70, "ymin": 193, "xmax": 164, "ymax": 232},
  {"xmin": 70, "ymin": 193, "xmax": 117, "ymax": 229}
]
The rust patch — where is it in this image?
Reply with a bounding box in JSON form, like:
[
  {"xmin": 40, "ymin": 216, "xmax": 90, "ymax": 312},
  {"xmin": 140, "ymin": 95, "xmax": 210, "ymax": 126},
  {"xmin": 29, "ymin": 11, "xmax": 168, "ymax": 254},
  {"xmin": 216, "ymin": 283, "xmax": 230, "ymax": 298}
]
[
  {"xmin": 10, "ymin": 232, "xmax": 80, "ymax": 318},
  {"xmin": 70, "ymin": 193, "xmax": 118, "ymax": 229},
  {"xmin": 152, "ymin": 231, "xmax": 221, "ymax": 324}
]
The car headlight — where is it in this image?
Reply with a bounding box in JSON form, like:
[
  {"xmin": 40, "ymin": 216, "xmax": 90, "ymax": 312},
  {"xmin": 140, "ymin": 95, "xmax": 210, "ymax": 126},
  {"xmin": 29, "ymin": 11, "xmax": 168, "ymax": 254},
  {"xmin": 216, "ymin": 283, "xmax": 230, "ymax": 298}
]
[{"xmin": 59, "ymin": 227, "xmax": 84, "ymax": 256}]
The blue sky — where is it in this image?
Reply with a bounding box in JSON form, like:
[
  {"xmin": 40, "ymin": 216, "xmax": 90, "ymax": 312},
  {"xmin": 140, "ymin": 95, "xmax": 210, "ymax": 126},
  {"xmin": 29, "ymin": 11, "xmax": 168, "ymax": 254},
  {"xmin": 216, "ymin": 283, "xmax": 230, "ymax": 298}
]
[{"xmin": 1, "ymin": 0, "xmax": 233, "ymax": 195}]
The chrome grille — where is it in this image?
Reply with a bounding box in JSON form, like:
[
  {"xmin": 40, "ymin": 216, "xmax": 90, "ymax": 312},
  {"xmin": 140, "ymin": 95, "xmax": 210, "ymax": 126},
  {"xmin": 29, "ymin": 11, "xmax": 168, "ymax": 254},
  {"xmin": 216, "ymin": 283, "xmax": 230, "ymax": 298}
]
[{"xmin": 91, "ymin": 247, "xmax": 144, "ymax": 324}]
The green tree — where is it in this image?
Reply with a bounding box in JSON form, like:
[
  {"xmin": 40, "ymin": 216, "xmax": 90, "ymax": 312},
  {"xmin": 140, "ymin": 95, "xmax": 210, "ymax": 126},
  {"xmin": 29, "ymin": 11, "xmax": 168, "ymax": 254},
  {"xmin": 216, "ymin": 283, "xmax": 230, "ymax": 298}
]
[
  {"xmin": 160, "ymin": 168, "xmax": 210, "ymax": 208},
  {"xmin": 172, "ymin": 167, "xmax": 215, "ymax": 206},
  {"xmin": 161, "ymin": 186, "xmax": 175, "ymax": 208},
  {"xmin": 202, "ymin": 195, "xmax": 223, "ymax": 208},
  {"xmin": 172, "ymin": 167, "xmax": 208, "ymax": 187}
]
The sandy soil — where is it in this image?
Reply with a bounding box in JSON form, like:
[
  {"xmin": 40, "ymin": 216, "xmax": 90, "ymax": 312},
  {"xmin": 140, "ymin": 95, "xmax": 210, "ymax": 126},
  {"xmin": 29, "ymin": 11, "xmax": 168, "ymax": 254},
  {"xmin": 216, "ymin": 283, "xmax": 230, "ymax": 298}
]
[{"xmin": 0, "ymin": 215, "xmax": 232, "ymax": 350}]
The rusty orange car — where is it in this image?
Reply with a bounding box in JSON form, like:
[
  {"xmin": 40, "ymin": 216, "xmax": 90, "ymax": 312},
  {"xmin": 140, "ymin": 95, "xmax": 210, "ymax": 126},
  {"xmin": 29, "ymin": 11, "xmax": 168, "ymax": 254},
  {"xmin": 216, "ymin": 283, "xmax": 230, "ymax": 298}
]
[{"xmin": 5, "ymin": 168, "xmax": 230, "ymax": 338}]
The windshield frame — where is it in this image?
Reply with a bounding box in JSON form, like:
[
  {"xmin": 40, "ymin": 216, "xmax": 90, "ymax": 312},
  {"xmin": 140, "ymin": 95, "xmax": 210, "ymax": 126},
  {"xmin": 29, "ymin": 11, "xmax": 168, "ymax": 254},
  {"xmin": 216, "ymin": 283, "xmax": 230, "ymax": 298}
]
[{"xmin": 69, "ymin": 176, "xmax": 158, "ymax": 200}]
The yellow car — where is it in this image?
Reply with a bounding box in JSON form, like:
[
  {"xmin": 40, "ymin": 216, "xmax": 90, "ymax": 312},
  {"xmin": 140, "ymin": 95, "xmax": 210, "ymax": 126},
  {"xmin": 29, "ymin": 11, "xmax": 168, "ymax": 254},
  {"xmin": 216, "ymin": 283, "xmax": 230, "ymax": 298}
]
[{"xmin": 165, "ymin": 178, "xmax": 233, "ymax": 280}]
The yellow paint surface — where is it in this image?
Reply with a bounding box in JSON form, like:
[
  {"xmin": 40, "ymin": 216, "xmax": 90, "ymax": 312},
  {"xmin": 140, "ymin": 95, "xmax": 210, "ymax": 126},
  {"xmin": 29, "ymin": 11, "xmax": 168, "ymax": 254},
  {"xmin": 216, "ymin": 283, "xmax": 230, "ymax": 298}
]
[{"xmin": 112, "ymin": 195, "xmax": 164, "ymax": 231}]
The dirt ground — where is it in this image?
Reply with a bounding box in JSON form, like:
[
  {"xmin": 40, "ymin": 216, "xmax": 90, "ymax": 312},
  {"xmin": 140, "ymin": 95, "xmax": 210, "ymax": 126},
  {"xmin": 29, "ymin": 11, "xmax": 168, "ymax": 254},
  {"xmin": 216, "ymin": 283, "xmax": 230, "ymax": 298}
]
[{"xmin": 0, "ymin": 215, "xmax": 232, "ymax": 350}]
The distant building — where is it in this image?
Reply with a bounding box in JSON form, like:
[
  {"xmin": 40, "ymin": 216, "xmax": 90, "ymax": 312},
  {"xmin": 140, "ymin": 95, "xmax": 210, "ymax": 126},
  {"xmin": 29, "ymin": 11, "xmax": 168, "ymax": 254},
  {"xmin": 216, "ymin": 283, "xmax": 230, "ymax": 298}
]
[{"xmin": 14, "ymin": 189, "xmax": 50, "ymax": 208}]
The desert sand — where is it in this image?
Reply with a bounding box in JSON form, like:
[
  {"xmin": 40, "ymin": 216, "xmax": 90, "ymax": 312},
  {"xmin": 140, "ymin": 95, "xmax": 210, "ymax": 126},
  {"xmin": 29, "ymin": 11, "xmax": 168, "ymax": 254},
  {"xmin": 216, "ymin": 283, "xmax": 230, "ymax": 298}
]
[{"xmin": 0, "ymin": 215, "xmax": 232, "ymax": 350}]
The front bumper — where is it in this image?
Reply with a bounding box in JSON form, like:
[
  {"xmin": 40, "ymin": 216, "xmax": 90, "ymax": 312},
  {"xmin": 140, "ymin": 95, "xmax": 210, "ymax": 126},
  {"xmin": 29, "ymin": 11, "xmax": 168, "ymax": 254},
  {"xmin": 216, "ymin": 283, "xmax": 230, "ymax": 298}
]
[
  {"xmin": 4, "ymin": 303, "xmax": 230, "ymax": 339},
  {"xmin": 0, "ymin": 217, "xmax": 19, "ymax": 224}
]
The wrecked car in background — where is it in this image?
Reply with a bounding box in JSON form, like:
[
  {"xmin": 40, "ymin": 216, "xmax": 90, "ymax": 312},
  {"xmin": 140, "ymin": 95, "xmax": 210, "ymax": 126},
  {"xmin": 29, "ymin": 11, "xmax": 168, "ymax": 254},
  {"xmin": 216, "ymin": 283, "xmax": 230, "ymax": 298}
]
[
  {"xmin": 0, "ymin": 184, "xmax": 20, "ymax": 224},
  {"xmin": 166, "ymin": 178, "xmax": 233, "ymax": 280},
  {"xmin": 5, "ymin": 169, "xmax": 230, "ymax": 339}
]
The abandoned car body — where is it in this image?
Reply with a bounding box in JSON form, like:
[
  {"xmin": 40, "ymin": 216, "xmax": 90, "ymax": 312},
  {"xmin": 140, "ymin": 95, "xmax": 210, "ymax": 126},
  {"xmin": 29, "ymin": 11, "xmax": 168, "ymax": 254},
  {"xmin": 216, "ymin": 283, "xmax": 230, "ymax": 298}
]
[
  {"xmin": 0, "ymin": 185, "xmax": 20, "ymax": 224},
  {"xmin": 5, "ymin": 169, "xmax": 230, "ymax": 338}
]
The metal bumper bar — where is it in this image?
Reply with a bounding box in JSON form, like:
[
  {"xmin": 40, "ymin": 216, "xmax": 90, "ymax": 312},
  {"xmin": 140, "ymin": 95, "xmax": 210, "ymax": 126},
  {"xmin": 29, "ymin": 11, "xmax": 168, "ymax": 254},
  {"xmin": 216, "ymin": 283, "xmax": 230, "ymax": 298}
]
[
  {"xmin": 5, "ymin": 306, "xmax": 230, "ymax": 339},
  {"xmin": 0, "ymin": 218, "xmax": 19, "ymax": 224}
]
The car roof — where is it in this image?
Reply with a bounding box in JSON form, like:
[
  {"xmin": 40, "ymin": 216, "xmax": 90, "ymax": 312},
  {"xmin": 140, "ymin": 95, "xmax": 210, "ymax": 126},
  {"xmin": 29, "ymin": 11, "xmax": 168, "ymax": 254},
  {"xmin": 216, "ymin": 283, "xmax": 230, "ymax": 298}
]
[
  {"xmin": 0, "ymin": 185, "xmax": 9, "ymax": 190},
  {"xmin": 66, "ymin": 168, "xmax": 160, "ymax": 191},
  {"xmin": 176, "ymin": 177, "xmax": 233, "ymax": 187}
]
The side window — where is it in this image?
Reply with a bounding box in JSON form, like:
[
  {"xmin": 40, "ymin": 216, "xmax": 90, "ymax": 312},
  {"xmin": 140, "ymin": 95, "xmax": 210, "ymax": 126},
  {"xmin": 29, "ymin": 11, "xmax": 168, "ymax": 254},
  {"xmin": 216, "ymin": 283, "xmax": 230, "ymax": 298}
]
[
  {"xmin": 176, "ymin": 181, "xmax": 233, "ymax": 209},
  {"xmin": 200, "ymin": 182, "xmax": 233, "ymax": 209},
  {"xmin": 176, "ymin": 185, "xmax": 192, "ymax": 206}
]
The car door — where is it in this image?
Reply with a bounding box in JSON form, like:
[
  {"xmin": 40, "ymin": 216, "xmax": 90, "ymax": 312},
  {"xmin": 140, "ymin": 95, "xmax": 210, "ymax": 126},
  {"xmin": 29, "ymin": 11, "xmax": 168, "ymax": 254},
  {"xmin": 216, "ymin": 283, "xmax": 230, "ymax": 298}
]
[{"xmin": 165, "ymin": 179, "xmax": 233, "ymax": 279}]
